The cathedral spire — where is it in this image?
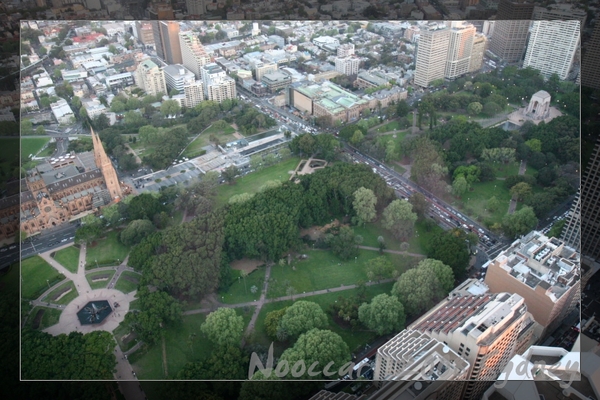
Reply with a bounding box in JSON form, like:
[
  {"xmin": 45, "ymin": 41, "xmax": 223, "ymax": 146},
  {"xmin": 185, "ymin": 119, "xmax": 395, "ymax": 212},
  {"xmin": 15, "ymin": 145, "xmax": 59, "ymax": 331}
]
[{"xmin": 90, "ymin": 126, "xmax": 122, "ymax": 201}]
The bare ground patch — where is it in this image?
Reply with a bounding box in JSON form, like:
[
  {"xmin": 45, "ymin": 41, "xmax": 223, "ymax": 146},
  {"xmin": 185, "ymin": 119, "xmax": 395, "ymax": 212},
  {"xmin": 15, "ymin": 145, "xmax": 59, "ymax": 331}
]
[
  {"xmin": 230, "ymin": 259, "xmax": 263, "ymax": 274},
  {"xmin": 299, "ymin": 219, "xmax": 343, "ymax": 241}
]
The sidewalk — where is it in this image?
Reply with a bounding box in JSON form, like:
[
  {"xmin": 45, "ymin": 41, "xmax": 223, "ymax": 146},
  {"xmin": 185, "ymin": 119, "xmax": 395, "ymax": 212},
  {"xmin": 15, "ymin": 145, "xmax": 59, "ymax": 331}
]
[{"xmin": 507, "ymin": 160, "xmax": 527, "ymax": 215}]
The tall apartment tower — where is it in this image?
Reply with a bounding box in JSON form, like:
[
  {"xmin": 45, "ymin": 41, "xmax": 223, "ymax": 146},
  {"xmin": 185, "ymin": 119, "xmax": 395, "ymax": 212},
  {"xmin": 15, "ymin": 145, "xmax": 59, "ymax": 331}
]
[
  {"xmin": 523, "ymin": 20, "xmax": 580, "ymax": 80},
  {"xmin": 414, "ymin": 24, "xmax": 450, "ymax": 87},
  {"xmin": 179, "ymin": 31, "xmax": 211, "ymax": 79},
  {"xmin": 445, "ymin": 21, "xmax": 476, "ymax": 80},
  {"xmin": 484, "ymin": 231, "xmax": 580, "ymax": 340},
  {"xmin": 200, "ymin": 63, "xmax": 236, "ymax": 103},
  {"xmin": 135, "ymin": 59, "xmax": 167, "ymax": 96},
  {"xmin": 135, "ymin": 21, "xmax": 155, "ymax": 48},
  {"xmin": 410, "ymin": 286, "xmax": 535, "ymax": 400},
  {"xmin": 532, "ymin": 4, "xmax": 588, "ymax": 29},
  {"xmin": 488, "ymin": 0, "xmax": 534, "ymax": 63},
  {"xmin": 337, "ymin": 43, "xmax": 355, "ymax": 58},
  {"xmin": 564, "ymin": 138, "xmax": 600, "ymax": 261},
  {"xmin": 335, "ymin": 57, "xmax": 360, "ymax": 76},
  {"xmin": 582, "ymin": 22, "xmax": 600, "ymax": 90},
  {"xmin": 469, "ymin": 33, "xmax": 487, "ymax": 72},
  {"xmin": 183, "ymin": 81, "xmax": 205, "ymax": 108},
  {"xmin": 186, "ymin": 0, "xmax": 205, "ymax": 16},
  {"xmin": 152, "ymin": 21, "xmax": 182, "ymax": 65},
  {"xmin": 148, "ymin": 1, "xmax": 175, "ymax": 19},
  {"xmin": 90, "ymin": 127, "xmax": 122, "ymax": 201}
]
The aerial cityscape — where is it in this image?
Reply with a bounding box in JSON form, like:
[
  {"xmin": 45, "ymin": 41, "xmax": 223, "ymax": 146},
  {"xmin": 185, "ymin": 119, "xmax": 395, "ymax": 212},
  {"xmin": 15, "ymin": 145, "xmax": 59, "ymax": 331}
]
[{"xmin": 3, "ymin": 8, "xmax": 599, "ymax": 400}]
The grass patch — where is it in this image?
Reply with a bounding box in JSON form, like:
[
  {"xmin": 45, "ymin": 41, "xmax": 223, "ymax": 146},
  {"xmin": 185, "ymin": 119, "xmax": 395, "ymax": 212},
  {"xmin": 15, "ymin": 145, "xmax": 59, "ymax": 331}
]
[
  {"xmin": 203, "ymin": 123, "xmax": 236, "ymax": 136},
  {"xmin": 21, "ymin": 256, "xmax": 62, "ymax": 300},
  {"xmin": 114, "ymin": 271, "xmax": 141, "ymax": 294},
  {"xmin": 85, "ymin": 231, "xmax": 130, "ymax": 267},
  {"xmin": 219, "ymin": 266, "xmax": 266, "ymax": 304},
  {"xmin": 27, "ymin": 306, "xmax": 62, "ymax": 330},
  {"xmin": 113, "ymin": 322, "xmax": 140, "ymax": 352},
  {"xmin": 129, "ymin": 298, "xmax": 140, "ymax": 311},
  {"xmin": 51, "ymin": 245, "xmax": 80, "ymax": 273},
  {"xmin": 488, "ymin": 161, "xmax": 520, "ymax": 179},
  {"xmin": 131, "ymin": 307, "xmax": 253, "ymax": 380},
  {"xmin": 456, "ymin": 180, "xmax": 511, "ymax": 226},
  {"xmin": 37, "ymin": 142, "xmax": 56, "ymax": 157},
  {"xmin": 21, "ymin": 137, "xmax": 50, "ymax": 161},
  {"xmin": 42, "ymin": 281, "xmax": 78, "ymax": 305},
  {"xmin": 374, "ymin": 120, "xmax": 403, "ymax": 133},
  {"xmin": 216, "ymin": 157, "xmax": 301, "ymax": 205},
  {"xmin": 267, "ymin": 249, "xmax": 413, "ymax": 299},
  {"xmin": 353, "ymin": 218, "xmax": 439, "ymax": 256},
  {"xmin": 182, "ymin": 123, "xmax": 237, "ymax": 158},
  {"xmin": 86, "ymin": 270, "xmax": 116, "ymax": 290}
]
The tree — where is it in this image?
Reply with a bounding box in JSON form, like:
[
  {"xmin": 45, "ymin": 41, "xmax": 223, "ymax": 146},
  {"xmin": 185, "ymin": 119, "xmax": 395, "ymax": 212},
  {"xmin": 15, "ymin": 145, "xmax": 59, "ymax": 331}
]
[
  {"xmin": 510, "ymin": 182, "xmax": 532, "ymax": 202},
  {"xmin": 161, "ymin": 99, "xmax": 181, "ymax": 117},
  {"xmin": 502, "ymin": 206, "xmax": 538, "ymax": 239},
  {"xmin": 365, "ymin": 256, "xmax": 394, "ymax": 281},
  {"xmin": 35, "ymin": 125, "xmax": 45, "ymax": 135},
  {"xmin": 377, "ymin": 236, "xmax": 386, "ymax": 253},
  {"xmin": 124, "ymin": 287, "xmax": 181, "ymax": 345},
  {"xmin": 350, "ymin": 130, "xmax": 364, "ymax": 145},
  {"xmin": 452, "ymin": 175, "xmax": 468, "ymax": 197},
  {"xmin": 328, "ymin": 226, "xmax": 360, "ymax": 261},
  {"xmin": 201, "ymin": 307, "xmax": 244, "ymax": 347},
  {"xmin": 108, "ymin": 44, "xmax": 118, "ymax": 54},
  {"xmin": 392, "ymin": 266, "xmax": 445, "ymax": 316},
  {"xmin": 110, "ymin": 101, "xmax": 126, "ymax": 113},
  {"xmin": 525, "ymin": 138, "xmax": 542, "ymax": 153},
  {"xmin": 427, "ymin": 229, "xmax": 471, "ymax": 280},
  {"xmin": 127, "ymin": 193, "xmax": 164, "ymax": 220},
  {"xmin": 71, "ymin": 95, "xmax": 81, "ymax": 110},
  {"xmin": 21, "ymin": 118, "xmax": 33, "ymax": 135},
  {"xmin": 417, "ymin": 258, "xmax": 454, "ymax": 294},
  {"xmin": 487, "ymin": 196, "xmax": 500, "ymax": 212},
  {"xmin": 483, "ymin": 101, "xmax": 502, "ymax": 117},
  {"xmin": 279, "ymin": 329, "xmax": 350, "ymax": 379},
  {"xmin": 279, "ymin": 301, "xmax": 328, "ymax": 338},
  {"xmin": 481, "ymin": 147, "xmax": 516, "ymax": 165},
  {"xmin": 120, "ymin": 219, "xmax": 155, "ymax": 246},
  {"xmin": 396, "ymin": 100, "xmax": 410, "ymax": 118},
  {"xmin": 229, "ymin": 193, "xmax": 254, "ymax": 204},
  {"xmin": 467, "ymin": 102, "xmax": 482, "ymax": 116},
  {"xmin": 265, "ymin": 307, "xmax": 288, "ymax": 341},
  {"xmin": 100, "ymin": 203, "xmax": 121, "ymax": 226},
  {"xmin": 358, "ymin": 294, "xmax": 405, "ymax": 335},
  {"xmin": 139, "ymin": 125, "xmax": 159, "ymax": 144},
  {"xmin": 408, "ymin": 192, "xmax": 429, "ymax": 220},
  {"xmin": 352, "ymin": 187, "xmax": 377, "ymax": 226},
  {"xmin": 222, "ymin": 165, "xmax": 239, "ymax": 185},
  {"xmin": 381, "ymin": 200, "xmax": 417, "ymax": 241}
]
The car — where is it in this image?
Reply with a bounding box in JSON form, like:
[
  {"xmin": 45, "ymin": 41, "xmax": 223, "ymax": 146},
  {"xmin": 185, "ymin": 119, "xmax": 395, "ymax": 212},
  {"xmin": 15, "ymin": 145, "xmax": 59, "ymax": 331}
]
[
  {"xmin": 0, "ymin": 248, "xmax": 7, "ymax": 252},
  {"xmin": 9, "ymin": 245, "xmax": 16, "ymax": 250}
]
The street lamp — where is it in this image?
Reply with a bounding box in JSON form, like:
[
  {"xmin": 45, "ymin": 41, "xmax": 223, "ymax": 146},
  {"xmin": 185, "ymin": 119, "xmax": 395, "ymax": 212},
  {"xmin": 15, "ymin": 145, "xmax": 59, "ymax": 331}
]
[
  {"xmin": 95, "ymin": 259, "xmax": 98, "ymax": 268},
  {"xmin": 46, "ymin": 279, "xmax": 50, "ymax": 289}
]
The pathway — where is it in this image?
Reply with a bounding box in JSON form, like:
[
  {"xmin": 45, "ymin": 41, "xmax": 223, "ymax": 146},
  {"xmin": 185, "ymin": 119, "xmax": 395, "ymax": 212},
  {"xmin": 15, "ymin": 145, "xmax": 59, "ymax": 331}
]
[
  {"xmin": 507, "ymin": 160, "xmax": 527, "ymax": 214},
  {"xmin": 241, "ymin": 264, "xmax": 272, "ymax": 347},
  {"xmin": 357, "ymin": 245, "xmax": 426, "ymax": 258}
]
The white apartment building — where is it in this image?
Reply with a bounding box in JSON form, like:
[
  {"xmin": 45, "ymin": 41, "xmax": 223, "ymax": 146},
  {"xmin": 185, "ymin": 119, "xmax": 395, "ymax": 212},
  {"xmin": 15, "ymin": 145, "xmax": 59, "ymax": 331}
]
[
  {"xmin": 135, "ymin": 59, "xmax": 167, "ymax": 96},
  {"xmin": 445, "ymin": 21, "xmax": 476, "ymax": 80},
  {"xmin": 469, "ymin": 33, "xmax": 487, "ymax": 73},
  {"xmin": 337, "ymin": 43, "xmax": 355, "ymax": 58},
  {"xmin": 523, "ymin": 20, "xmax": 580, "ymax": 80},
  {"xmin": 414, "ymin": 24, "xmax": 450, "ymax": 87},
  {"xmin": 334, "ymin": 56, "xmax": 360, "ymax": 76},
  {"xmin": 183, "ymin": 80, "xmax": 204, "ymax": 108},
  {"xmin": 162, "ymin": 64, "xmax": 196, "ymax": 93},
  {"xmin": 201, "ymin": 63, "xmax": 236, "ymax": 103},
  {"xmin": 186, "ymin": 0, "xmax": 205, "ymax": 15},
  {"xmin": 50, "ymin": 98, "xmax": 75, "ymax": 125},
  {"xmin": 179, "ymin": 31, "xmax": 211, "ymax": 80}
]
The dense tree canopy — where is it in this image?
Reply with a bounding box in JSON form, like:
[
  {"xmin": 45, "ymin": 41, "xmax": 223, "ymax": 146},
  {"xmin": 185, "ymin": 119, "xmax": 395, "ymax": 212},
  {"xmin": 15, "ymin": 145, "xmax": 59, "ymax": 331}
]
[
  {"xmin": 352, "ymin": 187, "xmax": 377, "ymax": 226},
  {"xmin": 381, "ymin": 200, "xmax": 417, "ymax": 241},
  {"xmin": 426, "ymin": 228, "xmax": 471, "ymax": 280},
  {"xmin": 392, "ymin": 266, "xmax": 445, "ymax": 316},
  {"xmin": 201, "ymin": 307, "xmax": 244, "ymax": 347},
  {"xmin": 120, "ymin": 219, "xmax": 155, "ymax": 246},
  {"xmin": 502, "ymin": 206, "xmax": 538, "ymax": 239},
  {"xmin": 358, "ymin": 293, "xmax": 405, "ymax": 335},
  {"xmin": 279, "ymin": 301, "xmax": 328, "ymax": 339}
]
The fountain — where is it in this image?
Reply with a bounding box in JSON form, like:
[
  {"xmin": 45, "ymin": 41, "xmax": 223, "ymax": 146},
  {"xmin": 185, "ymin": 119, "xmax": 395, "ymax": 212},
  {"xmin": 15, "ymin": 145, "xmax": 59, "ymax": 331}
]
[{"xmin": 77, "ymin": 300, "xmax": 113, "ymax": 325}]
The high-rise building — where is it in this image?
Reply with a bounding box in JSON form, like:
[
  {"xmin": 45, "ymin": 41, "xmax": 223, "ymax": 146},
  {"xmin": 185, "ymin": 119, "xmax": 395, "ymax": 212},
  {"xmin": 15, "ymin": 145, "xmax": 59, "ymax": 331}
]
[
  {"xmin": 409, "ymin": 279, "xmax": 537, "ymax": 400},
  {"xmin": 179, "ymin": 31, "xmax": 211, "ymax": 79},
  {"xmin": 469, "ymin": 33, "xmax": 487, "ymax": 73},
  {"xmin": 484, "ymin": 231, "xmax": 580, "ymax": 340},
  {"xmin": 148, "ymin": 1, "xmax": 175, "ymax": 19},
  {"xmin": 523, "ymin": 20, "xmax": 580, "ymax": 80},
  {"xmin": 414, "ymin": 23, "xmax": 450, "ymax": 87},
  {"xmin": 488, "ymin": 0, "xmax": 534, "ymax": 63},
  {"xmin": 582, "ymin": 22, "xmax": 600, "ymax": 90},
  {"xmin": 135, "ymin": 59, "xmax": 167, "ymax": 96},
  {"xmin": 445, "ymin": 21, "xmax": 476, "ymax": 80},
  {"xmin": 200, "ymin": 63, "xmax": 236, "ymax": 103},
  {"xmin": 334, "ymin": 56, "xmax": 360, "ymax": 76},
  {"xmin": 337, "ymin": 43, "xmax": 355, "ymax": 58},
  {"xmin": 162, "ymin": 64, "xmax": 196, "ymax": 93},
  {"xmin": 533, "ymin": 4, "xmax": 587, "ymax": 28},
  {"xmin": 186, "ymin": 0, "xmax": 205, "ymax": 16},
  {"xmin": 152, "ymin": 21, "xmax": 182, "ymax": 65},
  {"xmin": 183, "ymin": 81, "xmax": 205, "ymax": 108},
  {"xmin": 566, "ymin": 138, "xmax": 600, "ymax": 261},
  {"xmin": 135, "ymin": 21, "xmax": 155, "ymax": 47}
]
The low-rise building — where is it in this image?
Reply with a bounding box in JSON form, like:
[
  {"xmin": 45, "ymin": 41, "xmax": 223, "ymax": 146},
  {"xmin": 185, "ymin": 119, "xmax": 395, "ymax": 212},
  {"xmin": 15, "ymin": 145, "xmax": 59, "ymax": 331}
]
[
  {"xmin": 261, "ymin": 70, "xmax": 292, "ymax": 94},
  {"xmin": 50, "ymin": 98, "xmax": 75, "ymax": 124},
  {"xmin": 104, "ymin": 72, "xmax": 135, "ymax": 89}
]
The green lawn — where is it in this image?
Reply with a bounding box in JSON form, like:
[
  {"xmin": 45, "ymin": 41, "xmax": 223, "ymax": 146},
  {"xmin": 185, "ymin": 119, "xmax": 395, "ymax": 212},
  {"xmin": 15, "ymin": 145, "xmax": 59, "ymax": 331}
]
[
  {"xmin": 216, "ymin": 157, "xmax": 301, "ymax": 205},
  {"xmin": 252, "ymin": 281, "xmax": 395, "ymax": 354},
  {"xmin": 27, "ymin": 307, "xmax": 62, "ymax": 330},
  {"xmin": 457, "ymin": 180, "xmax": 512, "ymax": 226},
  {"xmin": 114, "ymin": 271, "xmax": 141, "ymax": 294},
  {"xmin": 37, "ymin": 142, "xmax": 56, "ymax": 158},
  {"xmin": 489, "ymin": 161, "xmax": 520, "ymax": 179},
  {"xmin": 21, "ymin": 137, "xmax": 50, "ymax": 161},
  {"xmin": 219, "ymin": 266, "xmax": 267, "ymax": 304},
  {"xmin": 113, "ymin": 322, "xmax": 141, "ymax": 352},
  {"xmin": 182, "ymin": 123, "xmax": 237, "ymax": 158},
  {"xmin": 86, "ymin": 270, "xmax": 116, "ymax": 290},
  {"xmin": 375, "ymin": 120, "xmax": 403, "ymax": 133},
  {"xmin": 130, "ymin": 307, "xmax": 253, "ymax": 380},
  {"xmin": 51, "ymin": 245, "xmax": 80, "ymax": 274},
  {"xmin": 267, "ymin": 249, "xmax": 412, "ymax": 299},
  {"xmin": 129, "ymin": 298, "xmax": 140, "ymax": 311},
  {"xmin": 85, "ymin": 231, "xmax": 130, "ymax": 267},
  {"xmin": 21, "ymin": 256, "xmax": 62, "ymax": 300},
  {"xmin": 42, "ymin": 281, "xmax": 78, "ymax": 305}
]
